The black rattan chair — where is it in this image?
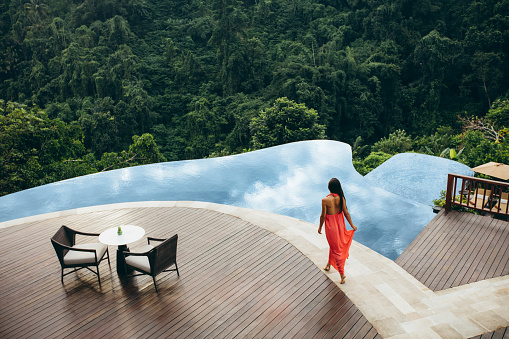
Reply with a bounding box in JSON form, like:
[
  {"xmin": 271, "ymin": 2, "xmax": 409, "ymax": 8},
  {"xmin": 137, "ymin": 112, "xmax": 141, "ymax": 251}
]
[
  {"xmin": 51, "ymin": 225, "xmax": 110, "ymax": 285},
  {"xmin": 122, "ymin": 234, "xmax": 179, "ymax": 291}
]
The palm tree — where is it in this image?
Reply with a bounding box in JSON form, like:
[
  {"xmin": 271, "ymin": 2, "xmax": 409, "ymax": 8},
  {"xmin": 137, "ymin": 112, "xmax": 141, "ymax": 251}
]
[{"xmin": 24, "ymin": 0, "xmax": 50, "ymax": 27}]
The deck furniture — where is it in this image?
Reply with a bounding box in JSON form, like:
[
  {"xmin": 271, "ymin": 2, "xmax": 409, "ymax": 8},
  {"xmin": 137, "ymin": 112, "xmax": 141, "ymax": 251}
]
[
  {"xmin": 446, "ymin": 174, "xmax": 509, "ymax": 217},
  {"xmin": 122, "ymin": 235, "xmax": 179, "ymax": 291},
  {"xmin": 51, "ymin": 225, "xmax": 110, "ymax": 285},
  {"xmin": 492, "ymin": 192, "xmax": 509, "ymax": 214},
  {"xmin": 98, "ymin": 225, "xmax": 145, "ymax": 276},
  {"xmin": 469, "ymin": 188, "xmax": 492, "ymax": 209}
]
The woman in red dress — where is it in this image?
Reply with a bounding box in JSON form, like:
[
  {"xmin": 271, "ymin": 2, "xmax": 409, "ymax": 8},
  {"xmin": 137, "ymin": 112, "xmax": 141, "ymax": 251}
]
[{"xmin": 318, "ymin": 178, "xmax": 357, "ymax": 284}]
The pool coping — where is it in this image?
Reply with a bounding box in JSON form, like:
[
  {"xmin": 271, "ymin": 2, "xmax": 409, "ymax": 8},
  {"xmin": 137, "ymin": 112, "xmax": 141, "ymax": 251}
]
[{"xmin": 2, "ymin": 201, "xmax": 508, "ymax": 338}]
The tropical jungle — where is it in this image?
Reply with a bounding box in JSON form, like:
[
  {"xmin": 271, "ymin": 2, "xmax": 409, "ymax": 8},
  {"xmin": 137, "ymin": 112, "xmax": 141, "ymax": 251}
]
[{"xmin": 1, "ymin": 0, "xmax": 508, "ymax": 197}]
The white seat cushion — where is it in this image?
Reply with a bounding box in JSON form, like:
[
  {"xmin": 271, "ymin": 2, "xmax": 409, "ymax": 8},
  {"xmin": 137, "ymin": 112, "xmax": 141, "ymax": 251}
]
[
  {"xmin": 125, "ymin": 245, "xmax": 154, "ymax": 273},
  {"xmin": 63, "ymin": 243, "xmax": 108, "ymax": 265}
]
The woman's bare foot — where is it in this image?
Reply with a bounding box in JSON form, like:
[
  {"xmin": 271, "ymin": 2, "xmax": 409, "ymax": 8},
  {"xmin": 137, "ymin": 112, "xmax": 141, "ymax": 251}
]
[
  {"xmin": 340, "ymin": 275, "xmax": 346, "ymax": 284},
  {"xmin": 323, "ymin": 263, "xmax": 330, "ymax": 271}
]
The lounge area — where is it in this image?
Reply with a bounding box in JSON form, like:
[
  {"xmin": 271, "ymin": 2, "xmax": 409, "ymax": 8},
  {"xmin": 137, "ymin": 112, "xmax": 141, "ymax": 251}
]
[
  {"xmin": 446, "ymin": 173, "xmax": 509, "ymax": 218},
  {"xmin": 1, "ymin": 201, "xmax": 508, "ymax": 338},
  {"xmin": 1, "ymin": 202, "xmax": 380, "ymax": 338}
]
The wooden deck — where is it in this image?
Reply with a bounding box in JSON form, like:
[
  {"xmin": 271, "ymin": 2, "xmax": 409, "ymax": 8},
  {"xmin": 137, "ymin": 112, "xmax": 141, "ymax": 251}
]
[
  {"xmin": 470, "ymin": 327, "xmax": 509, "ymax": 339},
  {"xmin": 0, "ymin": 206, "xmax": 380, "ymax": 339},
  {"xmin": 396, "ymin": 209, "xmax": 509, "ymax": 292}
]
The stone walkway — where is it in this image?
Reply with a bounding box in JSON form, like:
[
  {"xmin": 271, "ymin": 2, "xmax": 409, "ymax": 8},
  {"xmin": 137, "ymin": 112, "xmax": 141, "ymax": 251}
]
[{"xmin": 2, "ymin": 201, "xmax": 508, "ymax": 338}]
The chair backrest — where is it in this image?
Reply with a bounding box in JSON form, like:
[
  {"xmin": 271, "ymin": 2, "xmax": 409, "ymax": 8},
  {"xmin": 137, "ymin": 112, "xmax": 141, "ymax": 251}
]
[
  {"xmin": 51, "ymin": 226, "xmax": 73, "ymax": 264},
  {"xmin": 474, "ymin": 189, "xmax": 492, "ymax": 205},
  {"xmin": 476, "ymin": 188, "xmax": 491, "ymax": 197},
  {"xmin": 151, "ymin": 234, "xmax": 178, "ymax": 276}
]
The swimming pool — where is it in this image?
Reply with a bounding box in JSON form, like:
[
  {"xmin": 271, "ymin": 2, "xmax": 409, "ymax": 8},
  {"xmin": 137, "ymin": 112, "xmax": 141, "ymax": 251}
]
[{"xmin": 0, "ymin": 140, "xmax": 473, "ymax": 259}]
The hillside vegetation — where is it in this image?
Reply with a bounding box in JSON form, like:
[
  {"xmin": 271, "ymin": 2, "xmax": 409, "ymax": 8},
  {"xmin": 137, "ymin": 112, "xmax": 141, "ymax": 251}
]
[{"xmin": 1, "ymin": 0, "xmax": 508, "ymax": 196}]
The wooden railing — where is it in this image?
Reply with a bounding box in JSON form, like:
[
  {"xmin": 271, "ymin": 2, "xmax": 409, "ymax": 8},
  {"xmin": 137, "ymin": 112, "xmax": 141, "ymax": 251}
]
[{"xmin": 445, "ymin": 174, "xmax": 509, "ymax": 215}]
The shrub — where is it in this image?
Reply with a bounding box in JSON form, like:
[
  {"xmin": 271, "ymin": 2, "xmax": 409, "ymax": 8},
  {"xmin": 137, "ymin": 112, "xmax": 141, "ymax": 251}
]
[
  {"xmin": 353, "ymin": 151, "xmax": 392, "ymax": 176},
  {"xmin": 372, "ymin": 129, "xmax": 413, "ymax": 155}
]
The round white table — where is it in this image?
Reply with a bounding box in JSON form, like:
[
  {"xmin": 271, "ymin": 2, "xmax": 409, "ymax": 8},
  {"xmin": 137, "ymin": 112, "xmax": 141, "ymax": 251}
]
[{"xmin": 99, "ymin": 225, "xmax": 145, "ymax": 275}]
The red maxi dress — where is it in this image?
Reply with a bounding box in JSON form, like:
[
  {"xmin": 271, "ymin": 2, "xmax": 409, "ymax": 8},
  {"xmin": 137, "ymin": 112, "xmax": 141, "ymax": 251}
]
[{"xmin": 324, "ymin": 193, "xmax": 355, "ymax": 275}]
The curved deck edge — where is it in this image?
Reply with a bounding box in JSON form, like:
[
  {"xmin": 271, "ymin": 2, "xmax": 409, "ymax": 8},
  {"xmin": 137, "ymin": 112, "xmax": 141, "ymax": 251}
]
[{"xmin": 3, "ymin": 201, "xmax": 508, "ymax": 338}]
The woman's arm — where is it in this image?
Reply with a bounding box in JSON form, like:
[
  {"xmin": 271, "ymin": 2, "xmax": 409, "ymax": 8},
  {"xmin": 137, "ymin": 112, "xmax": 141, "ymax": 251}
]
[
  {"xmin": 342, "ymin": 197, "xmax": 357, "ymax": 231},
  {"xmin": 318, "ymin": 199, "xmax": 326, "ymax": 234}
]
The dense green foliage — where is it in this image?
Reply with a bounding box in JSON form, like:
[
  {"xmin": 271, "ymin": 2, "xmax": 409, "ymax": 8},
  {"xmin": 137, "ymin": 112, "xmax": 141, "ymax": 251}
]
[
  {"xmin": 250, "ymin": 97, "xmax": 326, "ymax": 149},
  {"xmin": 0, "ymin": 100, "xmax": 90, "ymax": 195},
  {"xmin": 1, "ymin": 0, "xmax": 509, "ymax": 196},
  {"xmin": 371, "ymin": 129, "xmax": 412, "ymax": 155},
  {"xmin": 432, "ymin": 190, "xmax": 476, "ymax": 213},
  {"xmin": 2, "ymin": 0, "xmax": 509, "ymax": 154},
  {"xmin": 0, "ymin": 100, "xmax": 165, "ymax": 195},
  {"xmin": 352, "ymin": 101, "xmax": 509, "ymax": 178},
  {"xmin": 353, "ymin": 151, "xmax": 393, "ymax": 176}
]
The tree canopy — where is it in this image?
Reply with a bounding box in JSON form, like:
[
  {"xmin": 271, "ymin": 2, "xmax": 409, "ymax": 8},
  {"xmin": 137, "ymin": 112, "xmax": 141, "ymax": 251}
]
[
  {"xmin": 1, "ymin": 0, "xmax": 509, "ymax": 196},
  {"xmin": 250, "ymin": 97, "xmax": 326, "ymax": 149}
]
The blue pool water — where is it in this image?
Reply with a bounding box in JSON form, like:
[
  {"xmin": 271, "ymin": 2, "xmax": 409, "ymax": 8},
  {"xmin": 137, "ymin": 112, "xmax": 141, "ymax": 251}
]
[
  {"xmin": 0, "ymin": 140, "xmax": 473, "ymax": 260},
  {"xmin": 365, "ymin": 152, "xmax": 474, "ymax": 206}
]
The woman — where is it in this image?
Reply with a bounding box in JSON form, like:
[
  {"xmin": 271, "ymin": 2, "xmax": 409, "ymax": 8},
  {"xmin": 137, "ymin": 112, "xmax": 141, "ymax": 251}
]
[{"xmin": 318, "ymin": 178, "xmax": 357, "ymax": 284}]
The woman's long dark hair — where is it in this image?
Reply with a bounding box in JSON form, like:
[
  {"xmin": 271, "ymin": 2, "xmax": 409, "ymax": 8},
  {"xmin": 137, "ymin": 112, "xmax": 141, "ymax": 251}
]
[{"xmin": 328, "ymin": 178, "xmax": 344, "ymax": 212}]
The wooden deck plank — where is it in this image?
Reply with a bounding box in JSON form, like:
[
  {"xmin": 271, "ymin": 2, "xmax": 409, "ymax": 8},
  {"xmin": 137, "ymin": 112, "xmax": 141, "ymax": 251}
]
[
  {"xmin": 0, "ymin": 210, "xmax": 251, "ymax": 324},
  {"xmin": 87, "ymin": 241, "xmax": 273, "ymax": 336},
  {"xmin": 392, "ymin": 212, "xmax": 438, "ymax": 267},
  {"xmin": 440, "ymin": 214, "xmax": 500, "ymax": 290},
  {"xmin": 224, "ymin": 263, "xmax": 322, "ymax": 338},
  {"xmin": 493, "ymin": 327, "xmax": 507, "ymax": 339},
  {"xmin": 397, "ymin": 210, "xmax": 509, "ymax": 292},
  {"xmin": 399, "ymin": 210, "xmax": 464, "ymax": 273},
  {"xmin": 191, "ymin": 264, "xmax": 324, "ymax": 339},
  {"xmin": 1, "ymin": 228, "xmax": 248, "ymax": 330},
  {"xmin": 415, "ymin": 211, "xmax": 472, "ymax": 286},
  {"xmin": 93, "ymin": 226, "xmax": 275, "ymax": 338},
  {"xmin": 271, "ymin": 280, "xmax": 339, "ymax": 339},
  {"xmin": 482, "ymin": 219, "xmax": 509, "ymax": 279},
  {"xmin": 0, "ymin": 206, "xmax": 380, "ymax": 339},
  {"xmin": 4, "ymin": 210, "xmax": 258, "ymax": 339},
  {"xmin": 424, "ymin": 212, "xmax": 476, "ymax": 290},
  {"xmin": 446, "ymin": 213, "xmax": 498, "ymax": 288},
  {"xmin": 362, "ymin": 326, "xmax": 380, "ymax": 339},
  {"xmin": 330, "ymin": 308, "xmax": 365, "ymax": 338},
  {"xmin": 394, "ymin": 209, "xmax": 451, "ymax": 268},
  {"xmin": 399, "ymin": 210, "xmax": 467, "ymax": 288},
  {"xmin": 470, "ymin": 326, "xmax": 509, "ymax": 339},
  {"xmin": 316, "ymin": 300, "xmax": 357, "ymax": 337},
  {"xmin": 430, "ymin": 213, "xmax": 486, "ymax": 291},
  {"xmin": 255, "ymin": 277, "xmax": 333, "ymax": 338},
  {"xmin": 156, "ymin": 246, "xmax": 306, "ymax": 338},
  {"xmin": 464, "ymin": 219, "xmax": 509, "ymax": 283},
  {"xmin": 7, "ymin": 227, "xmax": 234, "ymax": 336},
  {"xmin": 496, "ymin": 239, "xmax": 509, "ymax": 276},
  {"xmin": 345, "ymin": 319, "xmax": 373, "ymax": 339},
  {"xmin": 297, "ymin": 292, "xmax": 350, "ymax": 336},
  {"xmin": 444, "ymin": 218, "xmax": 497, "ymax": 286},
  {"xmin": 274, "ymin": 286, "xmax": 342, "ymax": 338},
  {"xmin": 219, "ymin": 260, "xmax": 319, "ymax": 338},
  {"xmin": 286, "ymin": 292, "xmax": 351, "ymax": 338}
]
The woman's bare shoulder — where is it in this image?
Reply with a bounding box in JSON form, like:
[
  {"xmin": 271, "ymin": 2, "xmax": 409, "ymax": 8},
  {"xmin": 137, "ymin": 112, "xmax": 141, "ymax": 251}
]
[{"xmin": 322, "ymin": 195, "xmax": 333, "ymax": 202}]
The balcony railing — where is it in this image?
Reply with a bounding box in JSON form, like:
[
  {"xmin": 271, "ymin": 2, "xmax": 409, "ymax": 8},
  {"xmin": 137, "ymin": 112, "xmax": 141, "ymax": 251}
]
[{"xmin": 445, "ymin": 173, "xmax": 509, "ymax": 216}]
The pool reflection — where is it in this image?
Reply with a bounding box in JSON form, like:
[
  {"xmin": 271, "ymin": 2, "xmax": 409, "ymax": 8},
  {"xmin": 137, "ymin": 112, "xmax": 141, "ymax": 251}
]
[{"xmin": 0, "ymin": 140, "xmax": 473, "ymax": 260}]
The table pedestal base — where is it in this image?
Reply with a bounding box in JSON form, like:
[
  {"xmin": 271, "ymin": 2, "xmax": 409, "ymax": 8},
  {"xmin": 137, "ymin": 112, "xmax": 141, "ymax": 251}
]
[{"xmin": 117, "ymin": 245, "xmax": 133, "ymax": 276}]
